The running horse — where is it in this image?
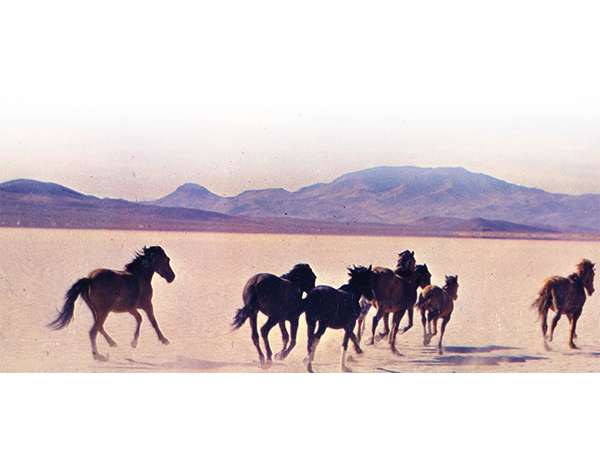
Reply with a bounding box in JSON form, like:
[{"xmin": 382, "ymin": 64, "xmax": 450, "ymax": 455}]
[
  {"xmin": 303, "ymin": 265, "xmax": 375, "ymax": 373},
  {"xmin": 417, "ymin": 275, "xmax": 459, "ymax": 354},
  {"xmin": 49, "ymin": 246, "xmax": 176, "ymax": 361},
  {"xmin": 533, "ymin": 259, "xmax": 595, "ymax": 350},
  {"xmin": 356, "ymin": 250, "xmax": 417, "ymax": 342},
  {"xmin": 232, "ymin": 264, "xmax": 316, "ymax": 368}
]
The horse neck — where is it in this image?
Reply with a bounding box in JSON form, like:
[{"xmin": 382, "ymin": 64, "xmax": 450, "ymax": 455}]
[
  {"xmin": 339, "ymin": 283, "xmax": 363, "ymax": 300},
  {"xmin": 126, "ymin": 261, "xmax": 156, "ymax": 283}
]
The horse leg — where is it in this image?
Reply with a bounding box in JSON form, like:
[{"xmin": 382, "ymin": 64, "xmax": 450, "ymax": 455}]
[
  {"xmin": 129, "ymin": 309, "xmax": 143, "ymax": 348},
  {"xmin": 305, "ymin": 321, "xmax": 327, "ymax": 373},
  {"xmin": 389, "ymin": 311, "xmax": 404, "ymax": 356},
  {"xmin": 540, "ymin": 311, "xmax": 550, "ymax": 350},
  {"xmin": 341, "ymin": 329, "xmax": 354, "ymax": 373},
  {"xmin": 376, "ymin": 312, "xmax": 391, "ymax": 341},
  {"xmin": 568, "ymin": 310, "xmax": 582, "ymax": 349},
  {"xmin": 276, "ymin": 317, "xmax": 298, "ymax": 360},
  {"xmin": 89, "ymin": 311, "xmax": 110, "ymax": 362},
  {"xmin": 274, "ymin": 321, "xmax": 290, "ymax": 360},
  {"xmin": 438, "ymin": 315, "xmax": 451, "ymax": 355},
  {"xmin": 548, "ymin": 310, "xmax": 562, "ymax": 343},
  {"xmin": 144, "ymin": 304, "xmax": 169, "ymax": 345},
  {"xmin": 368, "ymin": 310, "xmax": 384, "ymax": 345},
  {"xmin": 99, "ymin": 325, "xmax": 118, "ymax": 348},
  {"xmin": 249, "ymin": 313, "xmax": 266, "ymax": 365},
  {"xmin": 401, "ymin": 305, "xmax": 414, "ymax": 334},
  {"xmin": 421, "ymin": 308, "xmax": 429, "ymax": 346},
  {"xmin": 259, "ymin": 316, "xmax": 278, "ymax": 368}
]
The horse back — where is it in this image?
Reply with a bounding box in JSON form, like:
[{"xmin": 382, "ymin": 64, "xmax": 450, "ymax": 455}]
[
  {"xmin": 371, "ymin": 267, "xmax": 412, "ymax": 312},
  {"xmin": 86, "ymin": 268, "xmax": 143, "ymax": 311},
  {"xmin": 243, "ymin": 273, "xmax": 300, "ymax": 317},
  {"xmin": 542, "ymin": 275, "xmax": 587, "ymax": 311}
]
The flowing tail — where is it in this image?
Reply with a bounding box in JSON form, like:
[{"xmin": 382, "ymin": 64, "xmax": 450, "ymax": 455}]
[
  {"xmin": 532, "ymin": 283, "xmax": 554, "ymax": 319},
  {"xmin": 48, "ymin": 278, "xmax": 90, "ymax": 330},
  {"xmin": 231, "ymin": 290, "xmax": 256, "ymax": 331}
]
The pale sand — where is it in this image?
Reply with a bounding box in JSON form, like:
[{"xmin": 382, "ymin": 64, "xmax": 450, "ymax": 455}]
[{"xmin": 1, "ymin": 228, "xmax": 599, "ymax": 373}]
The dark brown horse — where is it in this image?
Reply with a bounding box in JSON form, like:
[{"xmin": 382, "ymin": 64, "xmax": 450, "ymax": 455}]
[
  {"xmin": 356, "ymin": 250, "xmax": 417, "ymax": 342},
  {"xmin": 49, "ymin": 246, "xmax": 176, "ymax": 361},
  {"xmin": 303, "ymin": 265, "xmax": 374, "ymax": 373},
  {"xmin": 366, "ymin": 263, "xmax": 431, "ymax": 356},
  {"xmin": 533, "ymin": 259, "xmax": 595, "ymax": 350},
  {"xmin": 417, "ymin": 275, "xmax": 459, "ymax": 354},
  {"xmin": 232, "ymin": 264, "xmax": 316, "ymax": 368}
]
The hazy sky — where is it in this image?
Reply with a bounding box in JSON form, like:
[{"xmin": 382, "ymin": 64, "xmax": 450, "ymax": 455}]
[{"xmin": 1, "ymin": 1, "xmax": 598, "ymax": 201}]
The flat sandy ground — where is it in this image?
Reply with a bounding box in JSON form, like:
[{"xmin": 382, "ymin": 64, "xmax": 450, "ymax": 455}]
[{"xmin": 1, "ymin": 228, "xmax": 599, "ymax": 373}]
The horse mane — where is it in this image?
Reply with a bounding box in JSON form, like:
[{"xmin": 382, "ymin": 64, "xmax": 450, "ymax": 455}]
[
  {"xmin": 395, "ymin": 250, "xmax": 415, "ymax": 277},
  {"xmin": 281, "ymin": 264, "xmax": 315, "ymax": 293},
  {"xmin": 125, "ymin": 246, "xmax": 164, "ymax": 273},
  {"xmin": 576, "ymin": 259, "xmax": 595, "ymax": 275}
]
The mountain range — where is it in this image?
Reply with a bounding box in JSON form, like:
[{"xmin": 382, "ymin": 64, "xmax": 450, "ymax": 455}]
[{"xmin": 1, "ymin": 166, "xmax": 598, "ymax": 237}]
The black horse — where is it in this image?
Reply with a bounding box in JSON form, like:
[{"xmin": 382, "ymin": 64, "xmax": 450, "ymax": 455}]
[
  {"xmin": 232, "ymin": 263, "xmax": 316, "ymax": 368},
  {"xmin": 303, "ymin": 265, "xmax": 374, "ymax": 373}
]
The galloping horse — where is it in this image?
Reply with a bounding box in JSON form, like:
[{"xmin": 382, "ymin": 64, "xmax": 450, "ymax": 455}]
[
  {"xmin": 533, "ymin": 259, "xmax": 595, "ymax": 350},
  {"xmin": 356, "ymin": 250, "xmax": 417, "ymax": 342},
  {"xmin": 366, "ymin": 263, "xmax": 432, "ymax": 356},
  {"xmin": 417, "ymin": 275, "xmax": 459, "ymax": 354},
  {"xmin": 49, "ymin": 246, "xmax": 176, "ymax": 361},
  {"xmin": 303, "ymin": 266, "xmax": 374, "ymax": 373},
  {"xmin": 232, "ymin": 264, "xmax": 316, "ymax": 368}
]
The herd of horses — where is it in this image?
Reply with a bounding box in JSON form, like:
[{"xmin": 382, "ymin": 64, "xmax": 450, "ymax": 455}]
[{"xmin": 48, "ymin": 245, "xmax": 595, "ymax": 372}]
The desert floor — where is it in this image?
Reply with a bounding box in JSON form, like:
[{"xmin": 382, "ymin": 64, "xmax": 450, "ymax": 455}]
[{"xmin": 1, "ymin": 227, "xmax": 599, "ymax": 373}]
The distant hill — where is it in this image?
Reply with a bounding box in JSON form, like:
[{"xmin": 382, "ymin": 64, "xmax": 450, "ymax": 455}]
[
  {"xmin": 1, "ymin": 167, "xmax": 598, "ymax": 238},
  {"xmin": 149, "ymin": 166, "xmax": 600, "ymax": 234}
]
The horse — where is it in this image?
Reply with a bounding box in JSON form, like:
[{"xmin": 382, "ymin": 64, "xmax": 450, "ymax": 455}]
[
  {"xmin": 366, "ymin": 263, "xmax": 432, "ymax": 356},
  {"xmin": 232, "ymin": 263, "xmax": 316, "ymax": 368},
  {"xmin": 49, "ymin": 246, "xmax": 176, "ymax": 361},
  {"xmin": 356, "ymin": 250, "xmax": 417, "ymax": 342},
  {"xmin": 532, "ymin": 259, "xmax": 595, "ymax": 350},
  {"xmin": 303, "ymin": 265, "xmax": 374, "ymax": 373},
  {"xmin": 417, "ymin": 275, "xmax": 459, "ymax": 354}
]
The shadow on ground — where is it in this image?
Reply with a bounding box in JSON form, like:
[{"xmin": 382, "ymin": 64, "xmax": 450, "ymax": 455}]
[
  {"xmin": 410, "ymin": 345, "xmax": 549, "ymax": 367},
  {"xmin": 104, "ymin": 356, "xmax": 262, "ymax": 371}
]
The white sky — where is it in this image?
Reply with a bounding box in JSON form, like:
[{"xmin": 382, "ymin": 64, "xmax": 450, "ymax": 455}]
[{"xmin": 1, "ymin": 1, "xmax": 599, "ymax": 200}]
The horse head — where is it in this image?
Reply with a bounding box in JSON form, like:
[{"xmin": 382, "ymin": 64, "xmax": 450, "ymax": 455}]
[
  {"xmin": 396, "ymin": 250, "xmax": 416, "ymax": 277},
  {"xmin": 145, "ymin": 246, "xmax": 176, "ymax": 283},
  {"xmin": 284, "ymin": 263, "xmax": 317, "ymax": 295},
  {"xmin": 348, "ymin": 265, "xmax": 374, "ymax": 301},
  {"xmin": 415, "ymin": 264, "xmax": 432, "ymax": 288},
  {"xmin": 444, "ymin": 275, "xmax": 459, "ymax": 301},
  {"xmin": 577, "ymin": 259, "xmax": 595, "ymax": 296}
]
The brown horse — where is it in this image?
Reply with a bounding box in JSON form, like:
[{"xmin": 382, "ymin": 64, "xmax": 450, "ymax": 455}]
[
  {"xmin": 49, "ymin": 246, "xmax": 176, "ymax": 361},
  {"xmin": 356, "ymin": 250, "xmax": 417, "ymax": 342},
  {"xmin": 232, "ymin": 264, "xmax": 316, "ymax": 368},
  {"xmin": 533, "ymin": 259, "xmax": 595, "ymax": 350},
  {"xmin": 367, "ymin": 263, "xmax": 432, "ymax": 356},
  {"xmin": 417, "ymin": 275, "xmax": 459, "ymax": 354}
]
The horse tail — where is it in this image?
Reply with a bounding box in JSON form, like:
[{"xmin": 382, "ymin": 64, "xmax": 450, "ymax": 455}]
[
  {"xmin": 48, "ymin": 278, "xmax": 90, "ymax": 330},
  {"xmin": 232, "ymin": 286, "xmax": 258, "ymax": 331},
  {"xmin": 532, "ymin": 282, "xmax": 553, "ymax": 319}
]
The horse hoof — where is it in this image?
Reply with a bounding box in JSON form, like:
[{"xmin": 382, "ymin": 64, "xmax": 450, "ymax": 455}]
[
  {"xmin": 161, "ymin": 338, "xmax": 170, "ymax": 345},
  {"xmin": 307, "ymin": 364, "xmax": 314, "ymax": 373},
  {"xmin": 93, "ymin": 352, "xmax": 110, "ymax": 362},
  {"xmin": 341, "ymin": 366, "xmax": 353, "ymax": 373},
  {"xmin": 274, "ymin": 352, "xmax": 286, "ymax": 360},
  {"xmin": 366, "ymin": 339, "xmax": 375, "ymax": 346},
  {"xmin": 131, "ymin": 340, "xmax": 138, "ymax": 348},
  {"xmin": 109, "ymin": 343, "xmax": 118, "ymax": 348},
  {"xmin": 260, "ymin": 360, "xmax": 272, "ymax": 370},
  {"xmin": 391, "ymin": 349, "xmax": 404, "ymax": 357}
]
